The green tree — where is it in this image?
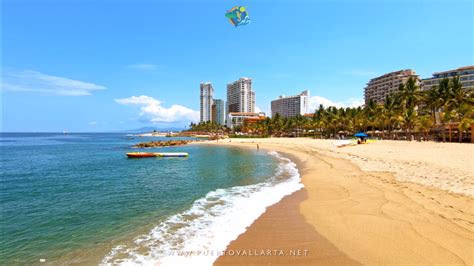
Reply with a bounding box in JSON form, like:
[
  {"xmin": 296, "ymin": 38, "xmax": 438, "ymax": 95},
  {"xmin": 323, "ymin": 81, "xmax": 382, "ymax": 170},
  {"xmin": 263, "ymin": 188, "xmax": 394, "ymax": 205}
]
[{"xmin": 395, "ymin": 77, "xmax": 423, "ymax": 140}]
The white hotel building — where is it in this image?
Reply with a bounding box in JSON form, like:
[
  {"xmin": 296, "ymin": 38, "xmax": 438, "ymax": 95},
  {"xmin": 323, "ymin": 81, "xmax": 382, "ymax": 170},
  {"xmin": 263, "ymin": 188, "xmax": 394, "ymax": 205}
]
[
  {"xmin": 422, "ymin": 66, "xmax": 474, "ymax": 91},
  {"xmin": 226, "ymin": 77, "xmax": 255, "ymax": 115},
  {"xmin": 225, "ymin": 77, "xmax": 261, "ymax": 129},
  {"xmin": 271, "ymin": 90, "xmax": 309, "ymax": 118},
  {"xmin": 200, "ymin": 82, "xmax": 214, "ymax": 122},
  {"xmin": 364, "ymin": 69, "xmax": 418, "ymax": 104}
]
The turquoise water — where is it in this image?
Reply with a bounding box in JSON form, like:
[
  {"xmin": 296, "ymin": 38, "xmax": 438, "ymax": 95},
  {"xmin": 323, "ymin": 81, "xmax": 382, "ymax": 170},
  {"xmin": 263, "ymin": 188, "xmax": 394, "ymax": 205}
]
[{"xmin": 0, "ymin": 133, "xmax": 294, "ymax": 264}]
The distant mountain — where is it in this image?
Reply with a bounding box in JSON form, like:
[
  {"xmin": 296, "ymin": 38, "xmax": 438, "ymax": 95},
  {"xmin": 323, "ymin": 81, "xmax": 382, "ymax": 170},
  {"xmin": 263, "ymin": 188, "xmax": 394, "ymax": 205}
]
[{"xmin": 111, "ymin": 126, "xmax": 186, "ymax": 133}]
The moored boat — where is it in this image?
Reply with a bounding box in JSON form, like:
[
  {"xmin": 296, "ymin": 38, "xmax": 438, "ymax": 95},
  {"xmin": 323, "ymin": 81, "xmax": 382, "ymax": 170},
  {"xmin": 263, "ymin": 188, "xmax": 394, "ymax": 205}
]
[
  {"xmin": 126, "ymin": 152, "xmax": 189, "ymax": 158},
  {"xmin": 126, "ymin": 152, "xmax": 157, "ymax": 158},
  {"xmin": 155, "ymin": 152, "xmax": 189, "ymax": 157}
]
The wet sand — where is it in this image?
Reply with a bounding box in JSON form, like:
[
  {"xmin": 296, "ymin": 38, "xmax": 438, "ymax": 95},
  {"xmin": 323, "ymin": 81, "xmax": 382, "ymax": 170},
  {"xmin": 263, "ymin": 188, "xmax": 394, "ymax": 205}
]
[
  {"xmin": 215, "ymin": 189, "xmax": 359, "ymax": 265},
  {"xmin": 207, "ymin": 139, "xmax": 474, "ymax": 265}
]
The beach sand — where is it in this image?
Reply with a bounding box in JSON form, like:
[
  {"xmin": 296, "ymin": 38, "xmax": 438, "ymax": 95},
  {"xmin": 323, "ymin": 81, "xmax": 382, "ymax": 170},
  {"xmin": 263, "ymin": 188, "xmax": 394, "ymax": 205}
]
[{"xmin": 206, "ymin": 138, "xmax": 474, "ymax": 265}]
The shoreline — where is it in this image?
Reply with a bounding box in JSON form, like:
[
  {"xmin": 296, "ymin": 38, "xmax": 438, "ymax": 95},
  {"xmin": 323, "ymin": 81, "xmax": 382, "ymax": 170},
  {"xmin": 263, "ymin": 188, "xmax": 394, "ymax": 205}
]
[
  {"xmin": 52, "ymin": 144, "xmax": 304, "ymax": 265},
  {"xmin": 215, "ymin": 146, "xmax": 359, "ymax": 265},
  {"xmin": 202, "ymin": 138, "xmax": 474, "ymax": 265}
]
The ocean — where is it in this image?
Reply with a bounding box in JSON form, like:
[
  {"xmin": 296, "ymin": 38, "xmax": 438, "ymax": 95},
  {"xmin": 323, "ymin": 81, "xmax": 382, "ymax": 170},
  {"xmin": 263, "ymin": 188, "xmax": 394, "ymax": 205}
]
[{"xmin": 0, "ymin": 133, "xmax": 302, "ymax": 265}]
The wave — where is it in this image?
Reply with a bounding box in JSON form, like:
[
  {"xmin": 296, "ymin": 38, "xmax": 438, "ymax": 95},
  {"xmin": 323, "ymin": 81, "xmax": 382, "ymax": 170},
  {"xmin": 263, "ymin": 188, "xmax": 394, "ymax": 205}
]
[{"xmin": 101, "ymin": 151, "xmax": 303, "ymax": 266}]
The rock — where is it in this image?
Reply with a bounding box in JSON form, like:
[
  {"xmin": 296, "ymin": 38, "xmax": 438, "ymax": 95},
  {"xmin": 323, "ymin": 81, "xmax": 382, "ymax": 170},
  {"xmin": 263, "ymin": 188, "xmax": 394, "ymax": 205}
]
[{"xmin": 133, "ymin": 140, "xmax": 191, "ymax": 148}]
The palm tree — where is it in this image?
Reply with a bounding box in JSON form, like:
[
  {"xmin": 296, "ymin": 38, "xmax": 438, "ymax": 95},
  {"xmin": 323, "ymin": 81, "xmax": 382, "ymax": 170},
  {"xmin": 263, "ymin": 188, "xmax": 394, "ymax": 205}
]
[
  {"xmin": 353, "ymin": 106, "xmax": 365, "ymax": 133},
  {"xmin": 381, "ymin": 95, "xmax": 399, "ymax": 139},
  {"xmin": 323, "ymin": 106, "xmax": 336, "ymax": 138},
  {"xmin": 263, "ymin": 117, "xmax": 272, "ymax": 136},
  {"xmin": 434, "ymin": 78, "xmax": 452, "ymax": 141},
  {"xmin": 303, "ymin": 116, "xmax": 315, "ymax": 136},
  {"xmin": 294, "ymin": 114, "xmax": 306, "ymax": 137},
  {"xmin": 311, "ymin": 112, "xmax": 319, "ymax": 138},
  {"xmin": 345, "ymin": 107, "xmax": 357, "ymax": 134},
  {"xmin": 444, "ymin": 76, "xmax": 474, "ymax": 141},
  {"xmin": 283, "ymin": 117, "xmax": 296, "ymax": 136},
  {"xmin": 313, "ymin": 104, "xmax": 326, "ymax": 138},
  {"xmin": 271, "ymin": 113, "xmax": 283, "ymax": 137},
  {"xmin": 424, "ymin": 83, "xmax": 441, "ymax": 125},
  {"xmin": 364, "ymin": 99, "xmax": 378, "ymax": 135},
  {"xmin": 416, "ymin": 114, "xmax": 434, "ymax": 140},
  {"xmin": 457, "ymin": 102, "xmax": 474, "ymax": 142},
  {"xmin": 232, "ymin": 76, "xmax": 471, "ymax": 142},
  {"xmin": 336, "ymin": 107, "xmax": 348, "ymax": 135},
  {"xmin": 395, "ymin": 77, "xmax": 423, "ymax": 140}
]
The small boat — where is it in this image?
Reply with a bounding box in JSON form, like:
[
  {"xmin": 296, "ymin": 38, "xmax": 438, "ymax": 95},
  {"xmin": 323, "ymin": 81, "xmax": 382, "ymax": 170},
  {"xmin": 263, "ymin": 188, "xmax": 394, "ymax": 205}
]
[
  {"xmin": 126, "ymin": 152, "xmax": 189, "ymax": 158},
  {"xmin": 126, "ymin": 152, "xmax": 157, "ymax": 158},
  {"xmin": 155, "ymin": 152, "xmax": 189, "ymax": 157}
]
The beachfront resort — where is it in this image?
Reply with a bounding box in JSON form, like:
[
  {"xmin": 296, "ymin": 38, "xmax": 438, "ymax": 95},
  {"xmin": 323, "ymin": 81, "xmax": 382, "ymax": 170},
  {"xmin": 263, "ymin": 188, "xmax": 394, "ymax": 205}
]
[
  {"xmin": 187, "ymin": 66, "xmax": 474, "ymax": 265},
  {"xmin": 2, "ymin": 0, "xmax": 473, "ymax": 264},
  {"xmin": 192, "ymin": 65, "xmax": 474, "ymax": 143}
]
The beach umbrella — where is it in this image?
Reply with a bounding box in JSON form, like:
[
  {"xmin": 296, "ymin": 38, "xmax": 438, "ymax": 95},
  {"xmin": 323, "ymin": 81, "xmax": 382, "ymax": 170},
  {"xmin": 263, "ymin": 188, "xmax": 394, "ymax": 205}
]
[{"xmin": 354, "ymin": 132, "xmax": 368, "ymax": 138}]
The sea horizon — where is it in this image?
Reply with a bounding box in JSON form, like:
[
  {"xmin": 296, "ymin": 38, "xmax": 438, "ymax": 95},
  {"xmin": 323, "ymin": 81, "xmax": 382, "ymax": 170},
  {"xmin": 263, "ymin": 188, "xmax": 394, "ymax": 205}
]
[{"xmin": 2, "ymin": 0, "xmax": 473, "ymax": 264}]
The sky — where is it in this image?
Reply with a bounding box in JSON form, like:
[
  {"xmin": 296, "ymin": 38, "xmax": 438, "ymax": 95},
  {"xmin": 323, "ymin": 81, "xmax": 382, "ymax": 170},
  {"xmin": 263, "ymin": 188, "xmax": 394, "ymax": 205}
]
[{"xmin": 1, "ymin": 0, "xmax": 473, "ymax": 132}]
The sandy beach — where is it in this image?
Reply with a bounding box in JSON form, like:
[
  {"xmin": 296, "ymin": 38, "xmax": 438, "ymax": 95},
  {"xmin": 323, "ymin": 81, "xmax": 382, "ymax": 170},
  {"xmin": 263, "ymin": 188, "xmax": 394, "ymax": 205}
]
[{"xmin": 204, "ymin": 138, "xmax": 474, "ymax": 265}]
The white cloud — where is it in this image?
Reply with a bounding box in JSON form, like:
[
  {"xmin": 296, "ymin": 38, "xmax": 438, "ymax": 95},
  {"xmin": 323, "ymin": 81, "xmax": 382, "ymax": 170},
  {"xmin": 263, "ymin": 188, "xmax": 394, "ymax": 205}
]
[
  {"xmin": 255, "ymin": 106, "xmax": 262, "ymax": 113},
  {"xmin": 126, "ymin": 64, "xmax": 158, "ymax": 71},
  {"xmin": 308, "ymin": 96, "xmax": 363, "ymax": 112},
  {"xmin": 115, "ymin": 95, "xmax": 199, "ymax": 123},
  {"xmin": 90, "ymin": 121, "xmax": 97, "ymax": 125},
  {"xmin": 1, "ymin": 70, "xmax": 106, "ymax": 96}
]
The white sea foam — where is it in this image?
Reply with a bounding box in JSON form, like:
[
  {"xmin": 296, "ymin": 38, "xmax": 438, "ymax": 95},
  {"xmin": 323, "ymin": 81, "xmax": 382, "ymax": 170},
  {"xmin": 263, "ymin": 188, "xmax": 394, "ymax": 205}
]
[{"xmin": 101, "ymin": 151, "xmax": 303, "ymax": 266}]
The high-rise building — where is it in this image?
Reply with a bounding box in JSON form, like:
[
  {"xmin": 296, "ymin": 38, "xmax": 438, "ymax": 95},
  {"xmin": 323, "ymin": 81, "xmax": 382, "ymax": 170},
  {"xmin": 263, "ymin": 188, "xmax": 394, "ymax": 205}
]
[
  {"xmin": 271, "ymin": 90, "xmax": 309, "ymax": 118},
  {"xmin": 422, "ymin": 66, "xmax": 474, "ymax": 91},
  {"xmin": 364, "ymin": 69, "xmax": 418, "ymax": 104},
  {"xmin": 226, "ymin": 77, "xmax": 255, "ymax": 116},
  {"xmin": 200, "ymin": 82, "xmax": 214, "ymax": 122},
  {"xmin": 212, "ymin": 99, "xmax": 226, "ymax": 126}
]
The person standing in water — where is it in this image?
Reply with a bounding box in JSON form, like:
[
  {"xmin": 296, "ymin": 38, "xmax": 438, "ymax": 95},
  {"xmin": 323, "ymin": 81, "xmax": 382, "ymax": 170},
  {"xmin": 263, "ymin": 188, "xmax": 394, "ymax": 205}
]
[{"xmin": 257, "ymin": 144, "xmax": 259, "ymax": 151}]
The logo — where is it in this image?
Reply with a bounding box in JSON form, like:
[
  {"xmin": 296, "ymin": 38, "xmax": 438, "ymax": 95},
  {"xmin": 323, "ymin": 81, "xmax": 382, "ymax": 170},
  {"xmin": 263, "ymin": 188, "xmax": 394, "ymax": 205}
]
[{"xmin": 225, "ymin": 6, "xmax": 251, "ymax": 27}]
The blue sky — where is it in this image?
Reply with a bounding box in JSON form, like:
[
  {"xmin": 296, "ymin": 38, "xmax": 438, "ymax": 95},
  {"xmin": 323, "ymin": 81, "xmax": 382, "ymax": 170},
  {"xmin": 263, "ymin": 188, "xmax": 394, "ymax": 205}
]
[{"xmin": 2, "ymin": 0, "xmax": 473, "ymax": 132}]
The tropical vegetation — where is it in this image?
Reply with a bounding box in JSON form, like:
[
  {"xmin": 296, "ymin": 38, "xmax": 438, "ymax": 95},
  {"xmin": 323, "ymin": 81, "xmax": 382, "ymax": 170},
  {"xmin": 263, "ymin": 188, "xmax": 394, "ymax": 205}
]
[{"xmin": 189, "ymin": 76, "xmax": 473, "ymax": 142}]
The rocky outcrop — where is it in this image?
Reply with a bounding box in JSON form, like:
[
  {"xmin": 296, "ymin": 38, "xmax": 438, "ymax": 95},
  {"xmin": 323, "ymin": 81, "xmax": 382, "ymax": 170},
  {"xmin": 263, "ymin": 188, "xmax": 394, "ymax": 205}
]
[{"xmin": 133, "ymin": 140, "xmax": 190, "ymax": 148}]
